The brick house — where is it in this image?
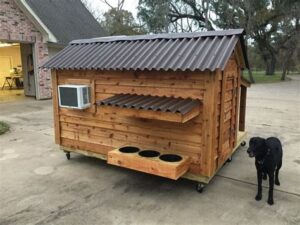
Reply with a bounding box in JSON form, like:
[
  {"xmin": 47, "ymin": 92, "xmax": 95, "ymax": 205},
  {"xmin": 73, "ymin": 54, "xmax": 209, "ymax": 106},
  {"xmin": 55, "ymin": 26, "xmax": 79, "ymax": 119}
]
[{"xmin": 0, "ymin": 0, "xmax": 105, "ymax": 99}]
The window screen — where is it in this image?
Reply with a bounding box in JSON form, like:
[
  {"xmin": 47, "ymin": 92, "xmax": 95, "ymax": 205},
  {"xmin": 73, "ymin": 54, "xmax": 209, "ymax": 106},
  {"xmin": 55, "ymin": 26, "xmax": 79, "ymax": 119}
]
[{"xmin": 59, "ymin": 87, "xmax": 78, "ymax": 107}]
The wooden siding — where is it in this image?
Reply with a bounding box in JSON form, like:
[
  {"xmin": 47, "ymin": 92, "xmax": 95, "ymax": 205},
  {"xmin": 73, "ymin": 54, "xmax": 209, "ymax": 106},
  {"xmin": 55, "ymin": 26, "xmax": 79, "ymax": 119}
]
[
  {"xmin": 216, "ymin": 56, "xmax": 240, "ymax": 168},
  {"xmin": 55, "ymin": 70, "xmax": 211, "ymax": 176},
  {"xmin": 52, "ymin": 55, "xmax": 242, "ymax": 179}
]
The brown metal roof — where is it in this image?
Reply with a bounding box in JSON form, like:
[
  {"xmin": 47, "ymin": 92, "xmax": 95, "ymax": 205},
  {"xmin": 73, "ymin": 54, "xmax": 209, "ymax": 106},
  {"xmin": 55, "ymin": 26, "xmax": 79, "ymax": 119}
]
[
  {"xmin": 97, "ymin": 94, "xmax": 201, "ymax": 115},
  {"xmin": 43, "ymin": 29, "xmax": 249, "ymax": 71}
]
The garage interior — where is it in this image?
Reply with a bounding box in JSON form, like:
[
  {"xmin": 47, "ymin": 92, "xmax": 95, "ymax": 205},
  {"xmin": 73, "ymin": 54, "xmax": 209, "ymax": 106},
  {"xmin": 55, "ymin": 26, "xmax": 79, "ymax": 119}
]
[{"xmin": 0, "ymin": 41, "xmax": 36, "ymax": 101}]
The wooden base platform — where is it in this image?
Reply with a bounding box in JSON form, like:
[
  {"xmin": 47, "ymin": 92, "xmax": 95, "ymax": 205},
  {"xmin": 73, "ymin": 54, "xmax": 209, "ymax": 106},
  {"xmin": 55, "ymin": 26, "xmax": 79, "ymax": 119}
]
[{"xmin": 60, "ymin": 131, "xmax": 247, "ymax": 184}]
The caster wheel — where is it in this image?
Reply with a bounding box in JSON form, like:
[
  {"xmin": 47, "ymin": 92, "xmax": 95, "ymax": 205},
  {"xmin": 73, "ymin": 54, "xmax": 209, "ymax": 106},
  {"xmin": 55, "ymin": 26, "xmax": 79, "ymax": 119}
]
[
  {"xmin": 227, "ymin": 156, "xmax": 232, "ymax": 162},
  {"xmin": 241, "ymin": 141, "xmax": 246, "ymax": 147},
  {"xmin": 66, "ymin": 152, "xmax": 70, "ymax": 160},
  {"xmin": 196, "ymin": 183, "xmax": 205, "ymax": 193}
]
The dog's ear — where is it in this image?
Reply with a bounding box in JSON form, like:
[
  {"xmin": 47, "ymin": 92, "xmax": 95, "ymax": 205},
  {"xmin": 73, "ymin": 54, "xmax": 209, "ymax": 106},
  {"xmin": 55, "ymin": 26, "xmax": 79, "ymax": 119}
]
[
  {"xmin": 256, "ymin": 137, "xmax": 266, "ymax": 145},
  {"xmin": 249, "ymin": 137, "xmax": 259, "ymax": 144}
]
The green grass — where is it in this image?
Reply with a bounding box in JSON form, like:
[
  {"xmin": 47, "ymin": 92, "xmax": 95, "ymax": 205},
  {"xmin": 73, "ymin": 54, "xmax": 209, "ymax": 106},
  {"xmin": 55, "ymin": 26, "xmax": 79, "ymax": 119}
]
[
  {"xmin": 246, "ymin": 71, "xmax": 299, "ymax": 84},
  {"xmin": 251, "ymin": 71, "xmax": 283, "ymax": 83},
  {"xmin": 0, "ymin": 121, "xmax": 9, "ymax": 135}
]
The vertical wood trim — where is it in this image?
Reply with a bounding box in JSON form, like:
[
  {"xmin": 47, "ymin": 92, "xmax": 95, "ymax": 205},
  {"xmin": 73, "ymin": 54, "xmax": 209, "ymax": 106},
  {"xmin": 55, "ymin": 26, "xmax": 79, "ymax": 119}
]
[
  {"xmin": 51, "ymin": 70, "xmax": 61, "ymax": 144},
  {"xmin": 217, "ymin": 70, "xmax": 227, "ymax": 167},
  {"xmin": 234, "ymin": 68, "xmax": 241, "ymax": 146},
  {"xmin": 202, "ymin": 71, "xmax": 216, "ymax": 177},
  {"xmin": 210, "ymin": 71, "xmax": 218, "ymax": 174},
  {"xmin": 239, "ymin": 86, "xmax": 247, "ymax": 131},
  {"xmin": 91, "ymin": 79, "xmax": 95, "ymax": 107},
  {"xmin": 86, "ymin": 79, "xmax": 96, "ymax": 113},
  {"xmin": 230, "ymin": 72, "xmax": 237, "ymax": 148}
]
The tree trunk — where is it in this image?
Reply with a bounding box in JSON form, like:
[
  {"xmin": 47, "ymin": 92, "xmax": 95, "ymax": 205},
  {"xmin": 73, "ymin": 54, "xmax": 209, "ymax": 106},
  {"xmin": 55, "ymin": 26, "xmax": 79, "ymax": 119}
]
[
  {"xmin": 281, "ymin": 52, "xmax": 289, "ymax": 81},
  {"xmin": 281, "ymin": 48, "xmax": 293, "ymax": 81},
  {"xmin": 265, "ymin": 54, "xmax": 276, "ymax": 75},
  {"xmin": 281, "ymin": 18, "xmax": 299, "ymax": 80},
  {"xmin": 248, "ymin": 69, "xmax": 255, "ymax": 83},
  {"xmin": 243, "ymin": 33, "xmax": 255, "ymax": 83},
  {"xmin": 281, "ymin": 67, "xmax": 287, "ymax": 81}
]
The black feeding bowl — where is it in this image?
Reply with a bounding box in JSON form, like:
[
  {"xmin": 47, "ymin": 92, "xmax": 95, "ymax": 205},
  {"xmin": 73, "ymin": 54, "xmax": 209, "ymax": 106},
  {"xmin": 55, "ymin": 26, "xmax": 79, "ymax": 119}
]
[
  {"xmin": 138, "ymin": 150, "xmax": 160, "ymax": 158},
  {"xmin": 119, "ymin": 146, "xmax": 140, "ymax": 153},
  {"xmin": 159, "ymin": 154, "xmax": 182, "ymax": 162}
]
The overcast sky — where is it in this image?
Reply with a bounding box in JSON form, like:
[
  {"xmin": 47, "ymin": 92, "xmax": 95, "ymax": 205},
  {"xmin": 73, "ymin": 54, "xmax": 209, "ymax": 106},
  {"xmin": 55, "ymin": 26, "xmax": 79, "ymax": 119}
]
[{"xmin": 86, "ymin": 0, "xmax": 139, "ymax": 18}]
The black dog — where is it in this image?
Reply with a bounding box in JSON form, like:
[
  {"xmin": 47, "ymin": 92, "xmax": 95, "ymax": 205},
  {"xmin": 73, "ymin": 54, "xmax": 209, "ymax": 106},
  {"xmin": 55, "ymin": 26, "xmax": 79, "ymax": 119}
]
[{"xmin": 247, "ymin": 137, "xmax": 283, "ymax": 205}]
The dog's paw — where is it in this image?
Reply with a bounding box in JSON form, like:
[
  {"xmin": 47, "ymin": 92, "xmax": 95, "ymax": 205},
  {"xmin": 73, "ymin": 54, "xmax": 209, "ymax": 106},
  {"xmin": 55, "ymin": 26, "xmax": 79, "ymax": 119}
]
[
  {"xmin": 255, "ymin": 195, "xmax": 262, "ymax": 201},
  {"xmin": 275, "ymin": 180, "xmax": 280, "ymax": 186},
  {"xmin": 267, "ymin": 198, "xmax": 274, "ymax": 205}
]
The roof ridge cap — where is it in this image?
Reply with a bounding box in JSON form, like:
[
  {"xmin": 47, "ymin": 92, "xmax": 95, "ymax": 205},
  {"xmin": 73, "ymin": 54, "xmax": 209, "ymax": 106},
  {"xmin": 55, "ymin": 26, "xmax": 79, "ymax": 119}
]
[{"xmin": 70, "ymin": 29, "xmax": 244, "ymax": 45}]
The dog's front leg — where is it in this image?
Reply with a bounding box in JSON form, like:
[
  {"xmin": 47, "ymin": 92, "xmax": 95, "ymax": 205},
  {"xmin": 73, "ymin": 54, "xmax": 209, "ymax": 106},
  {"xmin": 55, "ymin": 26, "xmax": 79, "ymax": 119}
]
[
  {"xmin": 255, "ymin": 170, "xmax": 262, "ymax": 201},
  {"xmin": 267, "ymin": 172, "xmax": 274, "ymax": 205},
  {"xmin": 263, "ymin": 172, "xmax": 267, "ymax": 180}
]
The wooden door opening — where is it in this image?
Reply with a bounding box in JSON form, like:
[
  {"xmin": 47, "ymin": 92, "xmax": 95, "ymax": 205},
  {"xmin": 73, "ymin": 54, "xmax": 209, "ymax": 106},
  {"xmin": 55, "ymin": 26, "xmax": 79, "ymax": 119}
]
[
  {"xmin": 0, "ymin": 41, "xmax": 37, "ymax": 101},
  {"xmin": 20, "ymin": 43, "xmax": 36, "ymax": 97}
]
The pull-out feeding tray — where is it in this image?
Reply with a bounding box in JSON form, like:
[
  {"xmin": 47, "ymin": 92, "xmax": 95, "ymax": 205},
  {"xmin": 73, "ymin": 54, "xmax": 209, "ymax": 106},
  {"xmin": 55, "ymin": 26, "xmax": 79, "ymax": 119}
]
[{"xmin": 107, "ymin": 146, "xmax": 191, "ymax": 180}]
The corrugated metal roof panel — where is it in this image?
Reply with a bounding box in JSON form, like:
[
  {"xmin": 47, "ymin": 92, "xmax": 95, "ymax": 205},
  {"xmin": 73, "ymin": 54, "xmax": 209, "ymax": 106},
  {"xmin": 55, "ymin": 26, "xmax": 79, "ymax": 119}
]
[
  {"xmin": 97, "ymin": 94, "xmax": 201, "ymax": 115},
  {"xmin": 43, "ymin": 29, "xmax": 249, "ymax": 71}
]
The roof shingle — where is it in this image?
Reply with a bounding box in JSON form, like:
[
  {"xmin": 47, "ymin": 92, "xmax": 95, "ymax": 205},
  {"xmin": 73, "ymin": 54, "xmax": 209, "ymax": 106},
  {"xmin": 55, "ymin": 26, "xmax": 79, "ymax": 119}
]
[{"xmin": 26, "ymin": 0, "xmax": 106, "ymax": 44}]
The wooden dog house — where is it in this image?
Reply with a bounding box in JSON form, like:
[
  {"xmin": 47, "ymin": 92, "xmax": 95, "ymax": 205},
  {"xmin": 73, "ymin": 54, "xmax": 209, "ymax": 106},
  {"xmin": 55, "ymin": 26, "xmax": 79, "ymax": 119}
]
[{"xmin": 43, "ymin": 29, "xmax": 250, "ymax": 190}]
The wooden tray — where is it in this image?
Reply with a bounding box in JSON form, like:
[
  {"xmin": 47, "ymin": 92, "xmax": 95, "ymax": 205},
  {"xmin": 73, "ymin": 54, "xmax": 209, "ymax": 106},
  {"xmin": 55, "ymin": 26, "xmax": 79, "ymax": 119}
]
[{"xmin": 107, "ymin": 149, "xmax": 191, "ymax": 180}]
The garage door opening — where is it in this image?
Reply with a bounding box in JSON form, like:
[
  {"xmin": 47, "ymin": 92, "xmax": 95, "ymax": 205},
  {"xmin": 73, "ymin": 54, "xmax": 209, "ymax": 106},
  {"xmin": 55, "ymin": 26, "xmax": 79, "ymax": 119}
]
[{"xmin": 0, "ymin": 41, "xmax": 36, "ymax": 101}]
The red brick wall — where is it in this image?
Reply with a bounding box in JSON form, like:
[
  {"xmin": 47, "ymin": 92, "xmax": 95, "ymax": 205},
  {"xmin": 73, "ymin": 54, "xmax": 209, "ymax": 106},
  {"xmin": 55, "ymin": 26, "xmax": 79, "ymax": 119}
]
[{"xmin": 0, "ymin": 0, "xmax": 51, "ymax": 99}]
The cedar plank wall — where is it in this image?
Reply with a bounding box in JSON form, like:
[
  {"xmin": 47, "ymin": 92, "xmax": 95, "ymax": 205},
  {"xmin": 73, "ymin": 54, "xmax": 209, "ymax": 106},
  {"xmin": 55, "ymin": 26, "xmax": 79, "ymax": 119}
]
[
  {"xmin": 55, "ymin": 70, "xmax": 216, "ymax": 176},
  {"xmin": 216, "ymin": 55, "xmax": 240, "ymax": 169}
]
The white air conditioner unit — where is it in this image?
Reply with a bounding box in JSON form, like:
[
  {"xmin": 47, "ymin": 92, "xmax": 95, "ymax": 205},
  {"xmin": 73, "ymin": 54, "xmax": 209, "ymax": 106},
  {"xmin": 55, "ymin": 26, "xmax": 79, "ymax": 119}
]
[{"xmin": 58, "ymin": 84, "xmax": 91, "ymax": 109}]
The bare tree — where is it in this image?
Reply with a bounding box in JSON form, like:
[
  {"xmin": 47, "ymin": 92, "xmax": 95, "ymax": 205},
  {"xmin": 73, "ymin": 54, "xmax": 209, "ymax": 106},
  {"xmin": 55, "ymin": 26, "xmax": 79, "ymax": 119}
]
[
  {"xmin": 168, "ymin": 0, "xmax": 214, "ymax": 31},
  {"xmin": 280, "ymin": 18, "xmax": 300, "ymax": 80},
  {"xmin": 81, "ymin": 0, "xmax": 102, "ymax": 21},
  {"xmin": 100, "ymin": 0, "xmax": 125, "ymax": 10}
]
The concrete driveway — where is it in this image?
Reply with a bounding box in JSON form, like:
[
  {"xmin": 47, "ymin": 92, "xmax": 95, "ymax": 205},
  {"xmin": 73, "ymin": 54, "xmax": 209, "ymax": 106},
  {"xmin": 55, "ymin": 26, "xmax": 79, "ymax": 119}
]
[{"xmin": 0, "ymin": 76, "xmax": 299, "ymax": 225}]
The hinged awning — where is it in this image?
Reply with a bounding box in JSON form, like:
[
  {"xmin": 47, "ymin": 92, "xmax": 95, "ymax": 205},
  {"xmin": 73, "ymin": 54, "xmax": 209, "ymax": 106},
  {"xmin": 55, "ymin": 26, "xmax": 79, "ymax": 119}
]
[{"xmin": 97, "ymin": 94, "xmax": 201, "ymax": 123}]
